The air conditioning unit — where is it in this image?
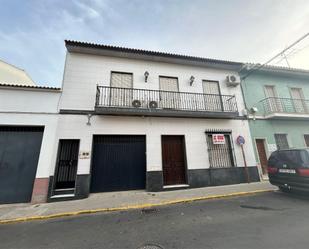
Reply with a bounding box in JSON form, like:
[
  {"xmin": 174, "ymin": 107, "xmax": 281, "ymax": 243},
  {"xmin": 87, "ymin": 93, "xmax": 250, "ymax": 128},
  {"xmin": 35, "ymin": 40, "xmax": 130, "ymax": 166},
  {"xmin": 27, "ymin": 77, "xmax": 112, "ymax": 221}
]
[
  {"xmin": 132, "ymin": 99, "xmax": 142, "ymax": 108},
  {"xmin": 226, "ymin": 75, "xmax": 240, "ymax": 87},
  {"xmin": 148, "ymin": 100, "xmax": 158, "ymax": 109}
]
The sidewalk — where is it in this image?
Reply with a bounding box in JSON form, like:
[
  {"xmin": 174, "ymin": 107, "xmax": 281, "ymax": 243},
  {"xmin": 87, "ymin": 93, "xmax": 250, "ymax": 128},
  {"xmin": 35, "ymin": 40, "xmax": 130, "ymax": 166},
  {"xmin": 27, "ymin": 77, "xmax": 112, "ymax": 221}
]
[{"xmin": 0, "ymin": 181, "xmax": 276, "ymax": 224}]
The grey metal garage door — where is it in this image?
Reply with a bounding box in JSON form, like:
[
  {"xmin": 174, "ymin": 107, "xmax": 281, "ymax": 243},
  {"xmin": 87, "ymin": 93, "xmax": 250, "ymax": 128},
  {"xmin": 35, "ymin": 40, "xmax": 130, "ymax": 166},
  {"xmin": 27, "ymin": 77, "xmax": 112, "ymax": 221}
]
[{"xmin": 0, "ymin": 126, "xmax": 44, "ymax": 204}]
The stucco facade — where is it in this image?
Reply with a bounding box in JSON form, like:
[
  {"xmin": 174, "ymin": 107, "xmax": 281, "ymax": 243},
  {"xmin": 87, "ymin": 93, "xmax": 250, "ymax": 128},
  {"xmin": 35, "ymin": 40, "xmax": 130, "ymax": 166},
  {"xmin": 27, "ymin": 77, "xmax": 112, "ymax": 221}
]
[
  {"xmin": 240, "ymin": 67, "xmax": 309, "ymax": 176},
  {"xmin": 45, "ymin": 41, "xmax": 259, "ymax": 201}
]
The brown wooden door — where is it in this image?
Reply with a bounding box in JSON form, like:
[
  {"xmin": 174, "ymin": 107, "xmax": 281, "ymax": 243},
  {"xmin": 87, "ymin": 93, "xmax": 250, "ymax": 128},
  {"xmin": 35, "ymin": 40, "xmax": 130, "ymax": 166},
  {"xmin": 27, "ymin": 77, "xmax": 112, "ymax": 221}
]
[
  {"xmin": 162, "ymin": 135, "xmax": 186, "ymax": 185},
  {"xmin": 255, "ymin": 139, "xmax": 268, "ymax": 175}
]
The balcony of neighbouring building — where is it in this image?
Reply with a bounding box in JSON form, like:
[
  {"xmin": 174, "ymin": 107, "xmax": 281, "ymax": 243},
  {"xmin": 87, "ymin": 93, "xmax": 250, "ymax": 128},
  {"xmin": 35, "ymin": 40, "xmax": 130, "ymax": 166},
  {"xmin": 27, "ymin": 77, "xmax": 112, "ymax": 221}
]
[
  {"xmin": 95, "ymin": 86, "xmax": 239, "ymax": 118},
  {"xmin": 260, "ymin": 97, "xmax": 309, "ymax": 120}
]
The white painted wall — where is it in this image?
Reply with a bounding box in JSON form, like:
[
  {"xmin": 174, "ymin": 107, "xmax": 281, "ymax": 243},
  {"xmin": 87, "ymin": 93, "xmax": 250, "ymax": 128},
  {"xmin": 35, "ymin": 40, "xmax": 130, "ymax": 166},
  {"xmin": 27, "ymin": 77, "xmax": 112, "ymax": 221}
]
[
  {"xmin": 0, "ymin": 88, "xmax": 61, "ymax": 178},
  {"xmin": 55, "ymin": 51, "xmax": 256, "ymax": 177},
  {"xmin": 51, "ymin": 115, "xmax": 256, "ymax": 175},
  {"xmin": 60, "ymin": 52, "xmax": 245, "ymax": 113},
  {"xmin": 0, "ymin": 88, "xmax": 61, "ymax": 113}
]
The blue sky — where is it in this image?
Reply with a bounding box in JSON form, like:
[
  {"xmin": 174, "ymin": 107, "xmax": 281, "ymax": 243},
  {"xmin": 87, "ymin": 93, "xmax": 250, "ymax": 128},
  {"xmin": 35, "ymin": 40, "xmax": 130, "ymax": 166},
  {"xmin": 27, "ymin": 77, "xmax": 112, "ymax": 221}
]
[{"xmin": 1, "ymin": 0, "xmax": 309, "ymax": 87}]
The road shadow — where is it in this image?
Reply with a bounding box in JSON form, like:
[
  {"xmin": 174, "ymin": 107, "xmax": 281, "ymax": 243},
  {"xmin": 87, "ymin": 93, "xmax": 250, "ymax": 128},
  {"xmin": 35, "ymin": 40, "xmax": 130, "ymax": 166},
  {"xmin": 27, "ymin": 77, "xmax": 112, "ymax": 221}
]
[{"xmin": 276, "ymin": 190, "xmax": 309, "ymax": 201}]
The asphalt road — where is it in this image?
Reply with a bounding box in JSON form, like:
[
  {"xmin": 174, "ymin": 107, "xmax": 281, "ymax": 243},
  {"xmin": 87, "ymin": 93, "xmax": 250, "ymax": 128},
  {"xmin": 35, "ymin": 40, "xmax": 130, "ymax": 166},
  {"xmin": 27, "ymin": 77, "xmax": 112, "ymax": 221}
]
[{"xmin": 1, "ymin": 191, "xmax": 309, "ymax": 249}]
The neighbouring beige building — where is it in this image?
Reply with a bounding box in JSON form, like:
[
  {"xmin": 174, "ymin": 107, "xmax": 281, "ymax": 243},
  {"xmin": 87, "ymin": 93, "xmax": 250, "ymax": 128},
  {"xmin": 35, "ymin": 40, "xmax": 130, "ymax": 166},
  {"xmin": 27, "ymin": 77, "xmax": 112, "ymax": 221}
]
[{"xmin": 0, "ymin": 59, "xmax": 35, "ymax": 86}]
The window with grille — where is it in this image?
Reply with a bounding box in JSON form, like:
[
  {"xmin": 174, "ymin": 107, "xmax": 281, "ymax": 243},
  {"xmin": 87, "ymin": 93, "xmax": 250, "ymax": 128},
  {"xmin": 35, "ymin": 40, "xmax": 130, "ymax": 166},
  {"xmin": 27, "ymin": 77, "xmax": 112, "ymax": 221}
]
[
  {"xmin": 274, "ymin": 134, "xmax": 289, "ymax": 150},
  {"xmin": 206, "ymin": 133, "xmax": 235, "ymax": 168}
]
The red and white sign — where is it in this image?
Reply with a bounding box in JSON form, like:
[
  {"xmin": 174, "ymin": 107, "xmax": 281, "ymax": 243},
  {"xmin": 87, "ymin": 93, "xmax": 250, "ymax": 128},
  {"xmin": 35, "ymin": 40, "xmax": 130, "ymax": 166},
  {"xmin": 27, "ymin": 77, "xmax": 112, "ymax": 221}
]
[{"xmin": 212, "ymin": 134, "xmax": 225, "ymax": 144}]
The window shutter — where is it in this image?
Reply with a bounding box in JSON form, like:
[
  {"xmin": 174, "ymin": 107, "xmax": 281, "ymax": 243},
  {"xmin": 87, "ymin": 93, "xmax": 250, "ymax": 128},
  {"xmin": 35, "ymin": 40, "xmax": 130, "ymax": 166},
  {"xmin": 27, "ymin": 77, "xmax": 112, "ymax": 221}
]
[
  {"xmin": 111, "ymin": 72, "xmax": 133, "ymax": 88},
  {"xmin": 203, "ymin": 81, "xmax": 220, "ymax": 95},
  {"xmin": 159, "ymin": 77, "xmax": 179, "ymax": 92},
  {"xmin": 265, "ymin": 86, "xmax": 277, "ymax": 98}
]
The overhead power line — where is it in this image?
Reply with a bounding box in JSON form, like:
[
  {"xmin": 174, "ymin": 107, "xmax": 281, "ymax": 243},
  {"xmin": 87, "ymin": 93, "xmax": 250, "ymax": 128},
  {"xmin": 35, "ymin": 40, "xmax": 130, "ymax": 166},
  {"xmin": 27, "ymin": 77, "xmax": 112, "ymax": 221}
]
[
  {"xmin": 241, "ymin": 32, "xmax": 309, "ymax": 80},
  {"xmin": 273, "ymin": 42, "xmax": 309, "ymax": 65}
]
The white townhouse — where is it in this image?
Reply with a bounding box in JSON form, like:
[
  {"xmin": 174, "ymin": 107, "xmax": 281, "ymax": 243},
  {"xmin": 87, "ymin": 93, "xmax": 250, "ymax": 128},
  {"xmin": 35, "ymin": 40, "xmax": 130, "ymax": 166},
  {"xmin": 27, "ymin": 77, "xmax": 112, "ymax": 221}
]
[{"xmin": 46, "ymin": 40, "xmax": 260, "ymax": 202}]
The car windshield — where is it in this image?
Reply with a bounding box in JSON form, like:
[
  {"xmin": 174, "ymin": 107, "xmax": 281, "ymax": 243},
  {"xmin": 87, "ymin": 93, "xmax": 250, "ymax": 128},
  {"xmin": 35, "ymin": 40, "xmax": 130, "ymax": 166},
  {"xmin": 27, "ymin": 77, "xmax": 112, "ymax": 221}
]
[{"xmin": 268, "ymin": 150, "xmax": 309, "ymax": 168}]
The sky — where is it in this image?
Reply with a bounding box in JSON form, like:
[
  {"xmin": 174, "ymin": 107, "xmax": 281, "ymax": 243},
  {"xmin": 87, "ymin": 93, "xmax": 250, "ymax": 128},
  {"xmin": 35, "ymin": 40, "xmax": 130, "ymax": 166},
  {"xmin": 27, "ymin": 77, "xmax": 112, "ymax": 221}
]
[{"xmin": 0, "ymin": 0, "xmax": 309, "ymax": 87}]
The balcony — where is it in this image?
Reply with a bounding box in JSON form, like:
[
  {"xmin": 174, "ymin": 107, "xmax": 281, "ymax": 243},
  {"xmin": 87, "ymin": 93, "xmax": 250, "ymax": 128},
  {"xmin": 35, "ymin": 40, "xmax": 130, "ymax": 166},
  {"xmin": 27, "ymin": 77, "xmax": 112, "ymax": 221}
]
[
  {"xmin": 260, "ymin": 97, "xmax": 309, "ymax": 120},
  {"xmin": 95, "ymin": 86, "xmax": 239, "ymax": 118}
]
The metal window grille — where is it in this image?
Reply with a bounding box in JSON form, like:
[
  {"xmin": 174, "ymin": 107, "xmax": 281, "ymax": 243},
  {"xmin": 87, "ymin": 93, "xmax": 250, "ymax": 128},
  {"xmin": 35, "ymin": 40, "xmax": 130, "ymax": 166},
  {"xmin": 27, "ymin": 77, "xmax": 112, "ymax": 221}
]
[
  {"xmin": 274, "ymin": 134, "xmax": 289, "ymax": 150},
  {"xmin": 206, "ymin": 133, "xmax": 235, "ymax": 168}
]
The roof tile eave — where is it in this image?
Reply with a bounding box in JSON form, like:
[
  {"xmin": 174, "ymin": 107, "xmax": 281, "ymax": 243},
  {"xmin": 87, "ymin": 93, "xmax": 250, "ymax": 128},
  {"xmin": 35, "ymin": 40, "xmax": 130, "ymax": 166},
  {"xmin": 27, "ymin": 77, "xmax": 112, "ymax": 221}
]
[
  {"xmin": 242, "ymin": 63, "xmax": 309, "ymax": 75},
  {"xmin": 0, "ymin": 83, "xmax": 61, "ymax": 91},
  {"xmin": 64, "ymin": 40, "xmax": 243, "ymax": 66}
]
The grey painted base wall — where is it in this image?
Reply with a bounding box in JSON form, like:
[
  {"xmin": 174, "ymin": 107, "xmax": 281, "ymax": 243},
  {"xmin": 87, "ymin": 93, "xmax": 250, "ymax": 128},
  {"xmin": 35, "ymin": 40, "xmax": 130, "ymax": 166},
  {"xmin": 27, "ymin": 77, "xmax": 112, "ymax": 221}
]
[
  {"xmin": 47, "ymin": 166, "xmax": 260, "ymax": 202},
  {"xmin": 208, "ymin": 166, "xmax": 260, "ymax": 186},
  {"xmin": 47, "ymin": 175, "xmax": 90, "ymax": 202},
  {"xmin": 75, "ymin": 174, "xmax": 91, "ymax": 198},
  {"xmin": 146, "ymin": 171, "xmax": 163, "ymax": 192},
  {"xmin": 146, "ymin": 166, "xmax": 260, "ymax": 192}
]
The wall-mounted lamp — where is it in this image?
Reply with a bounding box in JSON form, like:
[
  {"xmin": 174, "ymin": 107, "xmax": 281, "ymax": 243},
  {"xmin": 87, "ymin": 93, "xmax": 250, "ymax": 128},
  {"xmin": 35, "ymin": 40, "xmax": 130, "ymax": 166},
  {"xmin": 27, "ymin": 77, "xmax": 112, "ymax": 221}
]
[
  {"xmin": 86, "ymin": 113, "xmax": 93, "ymax": 126},
  {"xmin": 189, "ymin": 75, "xmax": 195, "ymax": 86},
  {"xmin": 144, "ymin": 71, "xmax": 149, "ymax": 82}
]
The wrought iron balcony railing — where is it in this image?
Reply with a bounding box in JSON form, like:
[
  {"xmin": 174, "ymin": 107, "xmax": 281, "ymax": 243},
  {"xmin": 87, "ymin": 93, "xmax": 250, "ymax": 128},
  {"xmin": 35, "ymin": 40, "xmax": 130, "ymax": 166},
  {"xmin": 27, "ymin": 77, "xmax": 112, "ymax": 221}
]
[
  {"xmin": 95, "ymin": 86, "xmax": 238, "ymax": 118},
  {"xmin": 261, "ymin": 97, "xmax": 309, "ymax": 115}
]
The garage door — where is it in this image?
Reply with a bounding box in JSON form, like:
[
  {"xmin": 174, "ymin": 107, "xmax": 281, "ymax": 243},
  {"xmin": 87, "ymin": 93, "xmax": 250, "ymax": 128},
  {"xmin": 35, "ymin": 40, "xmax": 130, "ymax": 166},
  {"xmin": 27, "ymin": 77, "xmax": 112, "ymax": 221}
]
[
  {"xmin": 90, "ymin": 135, "xmax": 146, "ymax": 192},
  {"xmin": 0, "ymin": 126, "xmax": 44, "ymax": 204}
]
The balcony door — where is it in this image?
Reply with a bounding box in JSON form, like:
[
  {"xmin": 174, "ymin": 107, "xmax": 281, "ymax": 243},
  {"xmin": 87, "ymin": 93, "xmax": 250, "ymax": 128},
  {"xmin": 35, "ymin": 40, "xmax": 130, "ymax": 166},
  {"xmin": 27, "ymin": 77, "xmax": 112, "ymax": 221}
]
[
  {"xmin": 159, "ymin": 76, "xmax": 179, "ymax": 109},
  {"xmin": 290, "ymin": 88, "xmax": 307, "ymax": 113},
  {"xmin": 110, "ymin": 72, "xmax": 133, "ymax": 107},
  {"xmin": 264, "ymin": 85, "xmax": 283, "ymax": 112},
  {"xmin": 203, "ymin": 80, "xmax": 223, "ymax": 111}
]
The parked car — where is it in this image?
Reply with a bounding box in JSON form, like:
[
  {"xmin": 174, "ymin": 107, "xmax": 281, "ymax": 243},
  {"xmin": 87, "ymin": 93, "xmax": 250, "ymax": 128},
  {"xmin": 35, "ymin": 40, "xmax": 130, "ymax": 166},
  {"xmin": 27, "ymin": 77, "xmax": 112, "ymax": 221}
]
[{"xmin": 268, "ymin": 149, "xmax": 309, "ymax": 192}]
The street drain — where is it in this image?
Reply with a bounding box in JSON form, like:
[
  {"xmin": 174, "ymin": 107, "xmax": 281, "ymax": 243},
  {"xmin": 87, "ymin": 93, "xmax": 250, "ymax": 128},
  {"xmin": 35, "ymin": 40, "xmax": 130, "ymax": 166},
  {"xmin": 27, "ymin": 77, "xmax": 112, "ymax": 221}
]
[
  {"xmin": 240, "ymin": 205, "xmax": 277, "ymax": 211},
  {"xmin": 138, "ymin": 243, "xmax": 164, "ymax": 249},
  {"xmin": 141, "ymin": 208, "xmax": 158, "ymax": 214}
]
